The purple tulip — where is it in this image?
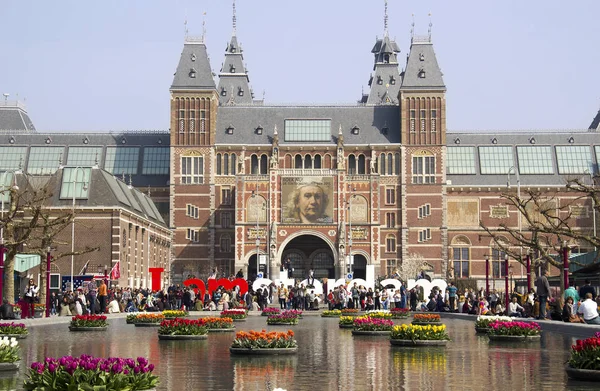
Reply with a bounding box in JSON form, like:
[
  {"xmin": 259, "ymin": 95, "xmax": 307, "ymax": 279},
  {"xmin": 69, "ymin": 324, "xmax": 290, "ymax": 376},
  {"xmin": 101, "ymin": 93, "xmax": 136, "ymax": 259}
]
[{"xmin": 148, "ymin": 364, "xmax": 154, "ymax": 371}]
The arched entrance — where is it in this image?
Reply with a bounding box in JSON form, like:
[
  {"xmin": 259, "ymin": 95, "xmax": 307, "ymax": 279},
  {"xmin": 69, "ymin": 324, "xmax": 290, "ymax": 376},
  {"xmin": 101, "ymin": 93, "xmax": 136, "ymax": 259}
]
[
  {"xmin": 247, "ymin": 253, "xmax": 267, "ymax": 280},
  {"xmin": 352, "ymin": 254, "xmax": 367, "ymax": 280},
  {"xmin": 281, "ymin": 235, "xmax": 335, "ymax": 279}
]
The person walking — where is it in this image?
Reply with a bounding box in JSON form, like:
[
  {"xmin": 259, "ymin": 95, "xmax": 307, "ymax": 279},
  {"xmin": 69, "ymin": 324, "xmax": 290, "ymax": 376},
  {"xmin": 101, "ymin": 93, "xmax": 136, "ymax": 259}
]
[
  {"xmin": 98, "ymin": 280, "xmax": 108, "ymax": 314},
  {"xmin": 87, "ymin": 278, "xmax": 98, "ymax": 314},
  {"xmin": 24, "ymin": 278, "xmax": 39, "ymax": 318},
  {"xmin": 535, "ymin": 270, "xmax": 551, "ymax": 320}
]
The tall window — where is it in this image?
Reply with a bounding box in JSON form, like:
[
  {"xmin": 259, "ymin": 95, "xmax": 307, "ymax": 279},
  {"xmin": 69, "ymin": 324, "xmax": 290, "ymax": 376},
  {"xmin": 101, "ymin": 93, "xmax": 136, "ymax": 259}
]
[
  {"xmin": 251, "ymin": 155, "xmax": 259, "ymax": 174},
  {"xmin": 386, "ymin": 259, "xmax": 397, "ymax": 276},
  {"xmin": 453, "ymin": 248, "xmax": 469, "ymax": 278},
  {"xmin": 221, "ymin": 212, "xmax": 232, "ymax": 228},
  {"xmin": 314, "ymin": 155, "xmax": 321, "ymax": 169},
  {"xmin": 420, "ymin": 109, "xmax": 426, "ymax": 132},
  {"xmin": 379, "ymin": 153, "xmax": 386, "ymax": 175},
  {"xmin": 294, "ymin": 155, "xmax": 303, "ymax": 169},
  {"xmin": 385, "ymin": 213, "xmax": 395, "ymax": 228},
  {"xmin": 348, "ymin": 155, "xmax": 356, "ymax": 174},
  {"xmin": 410, "ymin": 110, "xmax": 416, "ymax": 132},
  {"xmin": 199, "ymin": 111, "xmax": 206, "ymax": 133},
  {"xmin": 179, "ymin": 110, "xmax": 185, "ymax": 133},
  {"xmin": 186, "ymin": 204, "xmax": 199, "ymax": 219},
  {"xmin": 186, "ymin": 229, "xmax": 199, "ymax": 242},
  {"xmin": 431, "ymin": 110, "xmax": 437, "ymax": 132},
  {"xmin": 216, "ymin": 153, "xmax": 237, "ymax": 176},
  {"xmin": 189, "ymin": 111, "xmax": 196, "ymax": 133},
  {"xmin": 220, "ymin": 235, "xmax": 232, "ymax": 252},
  {"xmin": 412, "ymin": 155, "xmax": 436, "ymax": 184},
  {"xmin": 386, "ymin": 235, "xmax": 396, "ymax": 253},
  {"xmin": 385, "ymin": 188, "xmax": 396, "ymax": 205},
  {"xmin": 222, "ymin": 188, "xmax": 232, "ymax": 205},
  {"xmin": 492, "ymin": 249, "xmax": 507, "ymax": 278},
  {"xmin": 358, "ymin": 155, "xmax": 366, "ymax": 174},
  {"xmin": 181, "ymin": 156, "xmax": 203, "ymax": 184},
  {"xmin": 260, "ymin": 155, "xmax": 268, "ymax": 174},
  {"xmin": 304, "ymin": 155, "xmax": 312, "ymax": 169}
]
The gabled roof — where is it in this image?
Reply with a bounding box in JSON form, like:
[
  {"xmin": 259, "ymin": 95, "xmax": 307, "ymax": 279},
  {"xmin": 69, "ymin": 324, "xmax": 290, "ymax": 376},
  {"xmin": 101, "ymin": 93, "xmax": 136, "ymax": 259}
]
[
  {"xmin": 171, "ymin": 38, "xmax": 215, "ymax": 91},
  {"xmin": 589, "ymin": 108, "xmax": 600, "ymax": 131},
  {"xmin": 217, "ymin": 33, "xmax": 253, "ymax": 106},
  {"xmin": 365, "ymin": 35, "xmax": 402, "ymax": 106},
  {"xmin": 400, "ymin": 36, "xmax": 445, "ymax": 91},
  {"xmin": 0, "ymin": 102, "xmax": 36, "ymax": 132}
]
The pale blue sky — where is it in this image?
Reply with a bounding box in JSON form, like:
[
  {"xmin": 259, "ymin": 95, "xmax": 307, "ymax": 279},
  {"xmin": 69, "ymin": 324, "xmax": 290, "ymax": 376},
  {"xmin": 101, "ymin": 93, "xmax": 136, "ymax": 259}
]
[{"xmin": 2, "ymin": 0, "xmax": 599, "ymax": 132}]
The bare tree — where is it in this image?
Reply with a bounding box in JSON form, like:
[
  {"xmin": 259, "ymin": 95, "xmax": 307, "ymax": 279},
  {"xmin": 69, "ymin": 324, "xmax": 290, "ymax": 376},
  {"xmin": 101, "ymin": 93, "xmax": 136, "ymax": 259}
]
[
  {"xmin": 399, "ymin": 253, "xmax": 427, "ymax": 282},
  {"xmin": 481, "ymin": 178, "xmax": 599, "ymax": 272}
]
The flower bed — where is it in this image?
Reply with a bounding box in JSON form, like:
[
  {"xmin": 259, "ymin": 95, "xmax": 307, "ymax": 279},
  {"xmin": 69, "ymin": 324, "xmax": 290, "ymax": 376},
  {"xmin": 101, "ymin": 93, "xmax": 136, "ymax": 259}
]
[
  {"xmin": 567, "ymin": 332, "xmax": 600, "ymax": 381},
  {"xmin": 158, "ymin": 318, "xmax": 207, "ymax": 338},
  {"xmin": 353, "ymin": 316, "xmax": 394, "ymax": 331},
  {"xmin": 70, "ymin": 315, "xmax": 108, "ymax": 329},
  {"xmin": 321, "ymin": 310, "xmax": 342, "ymax": 317},
  {"xmin": 487, "ymin": 321, "xmax": 541, "ymax": 337},
  {"xmin": 365, "ymin": 310, "xmax": 393, "ymax": 319},
  {"xmin": 231, "ymin": 330, "xmax": 297, "ymax": 349},
  {"xmin": 341, "ymin": 309, "xmax": 360, "ymax": 315},
  {"xmin": 267, "ymin": 312, "xmax": 299, "ymax": 325},
  {"xmin": 412, "ymin": 314, "xmax": 442, "ymax": 325},
  {"xmin": 0, "ymin": 337, "xmax": 20, "ymax": 364},
  {"xmin": 261, "ymin": 308, "xmax": 280, "ymax": 316},
  {"xmin": 0, "ymin": 322, "xmax": 28, "ymax": 338},
  {"xmin": 162, "ymin": 310, "xmax": 188, "ymax": 318},
  {"xmin": 391, "ymin": 308, "xmax": 411, "ymax": 318},
  {"xmin": 24, "ymin": 355, "xmax": 159, "ymax": 391},
  {"xmin": 339, "ymin": 316, "xmax": 355, "ymax": 328},
  {"xmin": 390, "ymin": 324, "xmax": 450, "ymax": 341},
  {"xmin": 474, "ymin": 315, "xmax": 512, "ymax": 333},
  {"xmin": 132, "ymin": 314, "xmax": 165, "ymax": 324},
  {"xmin": 220, "ymin": 309, "xmax": 248, "ymax": 320},
  {"xmin": 204, "ymin": 317, "xmax": 235, "ymax": 330},
  {"xmin": 284, "ymin": 310, "xmax": 303, "ymax": 318}
]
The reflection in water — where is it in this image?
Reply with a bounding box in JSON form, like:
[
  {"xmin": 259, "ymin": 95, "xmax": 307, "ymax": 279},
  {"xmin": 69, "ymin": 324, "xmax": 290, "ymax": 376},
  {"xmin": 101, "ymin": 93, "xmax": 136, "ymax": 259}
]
[{"xmin": 2, "ymin": 316, "xmax": 588, "ymax": 390}]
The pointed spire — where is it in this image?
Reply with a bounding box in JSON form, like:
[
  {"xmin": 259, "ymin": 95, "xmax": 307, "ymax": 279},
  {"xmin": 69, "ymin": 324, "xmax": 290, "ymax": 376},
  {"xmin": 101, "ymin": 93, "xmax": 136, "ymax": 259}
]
[
  {"xmin": 428, "ymin": 13, "xmax": 433, "ymax": 40},
  {"xmin": 201, "ymin": 12, "xmax": 207, "ymax": 43},
  {"xmin": 411, "ymin": 14, "xmax": 415, "ymax": 39},
  {"xmin": 232, "ymin": 0, "xmax": 237, "ymax": 35},
  {"xmin": 384, "ymin": 0, "xmax": 389, "ymax": 37}
]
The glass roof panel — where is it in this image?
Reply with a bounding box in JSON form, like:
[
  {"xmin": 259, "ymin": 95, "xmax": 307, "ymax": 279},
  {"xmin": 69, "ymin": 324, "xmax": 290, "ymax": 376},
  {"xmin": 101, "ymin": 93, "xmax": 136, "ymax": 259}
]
[
  {"xmin": 284, "ymin": 119, "xmax": 331, "ymax": 142},
  {"xmin": 142, "ymin": 147, "xmax": 169, "ymax": 175},
  {"xmin": 104, "ymin": 147, "xmax": 139, "ymax": 175},
  {"xmin": 67, "ymin": 147, "xmax": 103, "ymax": 167},
  {"xmin": 27, "ymin": 147, "xmax": 64, "ymax": 175},
  {"xmin": 555, "ymin": 146, "xmax": 592, "ymax": 174},
  {"xmin": 0, "ymin": 146, "xmax": 27, "ymax": 170},
  {"xmin": 60, "ymin": 167, "xmax": 91, "ymax": 199},
  {"xmin": 479, "ymin": 146, "xmax": 514, "ymax": 174},
  {"xmin": 447, "ymin": 146, "xmax": 476, "ymax": 174},
  {"xmin": 0, "ymin": 172, "xmax": 14, "ymax": 204},
  {"xmin": 517, "ymin": 146, "xmax": 554, "ymax": 174}
]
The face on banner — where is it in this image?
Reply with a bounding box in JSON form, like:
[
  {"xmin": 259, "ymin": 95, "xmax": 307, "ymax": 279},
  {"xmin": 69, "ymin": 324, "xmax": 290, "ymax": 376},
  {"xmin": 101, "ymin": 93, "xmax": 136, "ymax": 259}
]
[{"xmin": 281, "ymin": 177, "xmax": 333, "ymax": 224}]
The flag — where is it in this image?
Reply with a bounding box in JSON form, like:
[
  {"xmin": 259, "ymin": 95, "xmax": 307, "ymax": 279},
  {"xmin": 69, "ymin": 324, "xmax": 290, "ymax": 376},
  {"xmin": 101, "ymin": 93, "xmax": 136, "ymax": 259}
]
[
  {"xmin": 110, "ymin": 262, "xmax": 120, "ymax": 280},
  {"xmin": 79, "ymin": 260, "xmax": 90, "ymax": 275}
]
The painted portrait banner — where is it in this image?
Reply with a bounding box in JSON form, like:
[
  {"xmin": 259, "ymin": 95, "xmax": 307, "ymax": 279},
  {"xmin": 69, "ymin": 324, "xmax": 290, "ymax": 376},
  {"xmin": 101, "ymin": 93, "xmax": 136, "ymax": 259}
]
[{"xmin": 282, "ymin": 176, "xmax": 334, "ymax": 224}]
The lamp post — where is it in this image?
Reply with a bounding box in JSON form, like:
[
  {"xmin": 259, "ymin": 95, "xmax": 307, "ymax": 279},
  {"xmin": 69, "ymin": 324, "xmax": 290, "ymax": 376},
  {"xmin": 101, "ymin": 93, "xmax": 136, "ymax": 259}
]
[
  {"xmin": 562, "ymin": 241, "xmax": 570, "ymax": 290},
  {"xmin": 585, "ymin": 170, "xmax": 597, "ymax": 250},
  {"xmin": 525, "ymin": 251, "xmax": 531, "ymax": 292},
  {"xmin": 70, "ymin": 167, "xmax": 88, "ymax": 291},
  {"xmin": 252, "ymin": 178, "xmax": 261, "ymax": 279},
  {"xmin": 504, "ymin": 254, "xmax": 509, "ymax": 313},
  {"xmin": 45, "ymin": 247, "xmax": 51, "ymax": 318},
  {"xmin": 0, "ymin": 170, "xmax": 19, "ymax": 303},
  {"xmin": 347, "ymin": 188, "xmax": 356, "ymax": 277},
  {"xmin": 485, "ymin": 254, "xmax": 490, "ymax": 297}
]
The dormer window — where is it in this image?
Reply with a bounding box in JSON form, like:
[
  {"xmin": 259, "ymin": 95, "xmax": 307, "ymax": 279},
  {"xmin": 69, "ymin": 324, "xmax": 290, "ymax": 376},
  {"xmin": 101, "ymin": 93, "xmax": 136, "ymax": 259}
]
[
  {"xmin": 221, "ymin": 87, "xmax": 227, "ymax": 96},
  {"xmin": 231, "ymin": 47, "xmax": 236, "ymax": 53},
  {"xmin": 189, "ymin": 68, "xmax": 196, "ymax": 78},
  {"xmin": 418, "ymin": 69, "xmax": 426, "ymax": 78},
  {"xmin": 384, "ymin": 54, "xmax": 390, "ymax": 63},
  {"xmin": 226, "ymin": 125, "xmax": 234, "ymax": 135},
  {"xmin": 381, "ymin": 126, "xmax": 389, "ymax": 135},
  {"xmin": 230, "ymin": 64, "xmax": 235, "ymax": 73},
  {"xmin": 238, "ymin": 87, "xmax": 244, "ymax": 96},
  {"xmin": 351, "ymin": 125, "xmax": 360, "ymax": 135},
  {"xmin": 390, "ymin": 76, "xmax": 396, "ymax": 85},
  {"xmin": 191, "ymin": 53, "xmax": 196, "ymax": 62},
  {"xmin": 256, "ymin": 125, "xmax": 263, "ymax": 135},
  {"xmin": 419, "ymin": 53, "xmax": 425, "ymax": 61},
  {"xmin": 377, "ymin": 76, "xmax": 383, "ymax": 85}
]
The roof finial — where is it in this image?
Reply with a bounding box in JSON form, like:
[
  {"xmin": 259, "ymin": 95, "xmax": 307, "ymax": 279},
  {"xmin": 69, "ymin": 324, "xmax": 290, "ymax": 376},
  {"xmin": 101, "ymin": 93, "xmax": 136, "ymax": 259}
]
[
  {"xmin": 338, "ymin": 124, "xmax": 343, "ymax": 136},
  {"xmin": 94, "ymin": 152, "xmax": 99, "ymax": 168},
  {"xmin": 232, "ymin": 0, "xmax": 237, "ymax": 35},
  {"xmin": 410, "ymin": 14, "xmax": 415, "ymax": 39},
  {"xmin": 384, "ymin": 0, "xmax": 389, "ymax": 37},
  {"xmin": 201, "ymin": 12, "xmax": 207, "ymax": 43},
  {"xmin": 428, "ymin": 13, "xmax": 433, "ymax": 40},
  {"xmin": 184, "ymin": 9, "xmax": 188, "ymax": 39},
  {"xmin": 273, "ymin": 125, "xmax": 278, "ymax": 135}
]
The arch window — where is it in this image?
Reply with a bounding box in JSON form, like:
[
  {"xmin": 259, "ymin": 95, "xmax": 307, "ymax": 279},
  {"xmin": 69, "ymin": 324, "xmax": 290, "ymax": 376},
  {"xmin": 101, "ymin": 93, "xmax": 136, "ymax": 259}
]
[
  {"xmin": 304, "ymin": 155, "xmax": 312, "ymax": 169},
  {"xmin": 348, "ymin": 155, "xmax": 356, "ymax": 174},
  {"xmin": 314, "ymin": 155, "xmax": 322, "ymax": 169},
  {"xmin": 387, "ymin": 153, "xmax": 393, "ymax": 175},
  {"xmin": 492, "ymin": 248, "xmax": 507, "ymax": 278},
  {"xmin": 260, "ymin": 155, "xmax": 268, "ymax": 174},
  {"xmin": 251, "ymin": 155, "xmax": 259, "ymax": 175},
  {"xmin": 386, "ymin": 235, "xmax": 396, "ymax": 253},
  {"xmin": 216, "ymin": 154, "xmax": 222, "ymax": 175},
  {"xmin": 357, "ymin": 155, "xmax": 366, "ymax": 174},
  {"xmin": 217, "ymin": 153, "xmax": 237, "ymax": 175},
  {"xmin": 294, "ymin": 155, "xmax": 303, "ymax": 169},
  {"xmin": 395, "ymin": 153, "xmax": 400, "ymax": 174},
  {"xmin": 223, "ymin": 153, "xmax": 230, "ymax": 175},
  {"xmin": 451, "ymin": 236, "xmax": 471, "ymax": 278},
  {"xmin": 379, "ymin": 153, "xmax": 386, "ymax": 175}
]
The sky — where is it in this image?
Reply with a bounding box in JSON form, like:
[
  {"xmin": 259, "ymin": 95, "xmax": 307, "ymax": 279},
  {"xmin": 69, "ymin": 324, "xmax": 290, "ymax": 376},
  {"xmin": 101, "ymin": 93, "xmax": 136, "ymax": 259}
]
[{"xmin": 2, "ymin": 0, "xmax": 600, "ymax": 132}]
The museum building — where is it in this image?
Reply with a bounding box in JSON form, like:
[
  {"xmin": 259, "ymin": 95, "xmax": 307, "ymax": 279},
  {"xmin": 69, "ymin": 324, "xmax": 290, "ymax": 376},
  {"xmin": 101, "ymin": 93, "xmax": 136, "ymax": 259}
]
[{"xmin": 2, "ymin": 9, "xmax": 600, "ymax": 287}]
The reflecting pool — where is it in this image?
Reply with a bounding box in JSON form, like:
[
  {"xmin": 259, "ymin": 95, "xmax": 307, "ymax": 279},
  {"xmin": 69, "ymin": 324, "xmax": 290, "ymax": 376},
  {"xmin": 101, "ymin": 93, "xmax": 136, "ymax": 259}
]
[{"xmin": 4, "ymin": 316, "xmax": 598, "ymax": 390}]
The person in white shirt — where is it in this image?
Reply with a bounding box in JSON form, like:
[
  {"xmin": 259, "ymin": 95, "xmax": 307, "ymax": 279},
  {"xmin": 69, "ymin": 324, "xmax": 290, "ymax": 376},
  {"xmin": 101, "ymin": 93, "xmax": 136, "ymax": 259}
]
[
  {"xmin": 577, "ymin": 293, "xmax": 600, "ymax": 324},
  {"xmin": 508, "ymin": 297, "xmax": 525, "ymax": 317}
]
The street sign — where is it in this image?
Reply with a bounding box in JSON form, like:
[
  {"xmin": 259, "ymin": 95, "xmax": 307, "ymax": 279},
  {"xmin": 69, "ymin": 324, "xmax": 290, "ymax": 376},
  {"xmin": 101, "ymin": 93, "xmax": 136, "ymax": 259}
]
[
  {"xmin": 257, "ymin": 272, "xmax": 263, "ymax": 278},
  {"xmin": 347, "ymin": 273, "xmax": 353, "ymax": 280}
]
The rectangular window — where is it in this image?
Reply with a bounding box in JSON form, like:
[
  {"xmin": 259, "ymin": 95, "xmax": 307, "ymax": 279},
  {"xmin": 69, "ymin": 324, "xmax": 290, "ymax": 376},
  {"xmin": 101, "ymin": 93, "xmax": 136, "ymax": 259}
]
[
  {"xmin": 385, "ymin": 213, "xmax": 395, "ymax": 228},
  {"xmin": 179, "ymin": 110, "xmax": 185, "ymax": 133},
  {"xmin": 492, "ymin": 249, "xmax": 507, "ymax": 278},
  {"xmin": 186, "ymin": 204, "xmax": 199, "ymax": 219},
  {"xmin": 386, "ymin": 236, "xmax": 396, "ymax": 252},
  {"xmin": 67, "ymin": 147, "xmax": 103, "ymax": 167},
  {"xmin": 418, "ymin": 204, "xmax": 431, "ymax": 219},
  {"xmin": 220, "ymin": 235, "xmax": 231, "ymax": 252},
  {"xmin": 418, "ymin": 228, "xmax": 431, "ymax": 242},
  {"xmin": 142, "ymin": 147, "xmax": 169, "ymax": 175},
  {"xmin": 386, "ymin": 259, "xmax": 397, "ymax": 276},
  {"xmin": 222, "ymin": 188, "xmax": 232, "ymax": 205},
  {"xmin": 105, "ymin": 147, "xmax": 139, "ymax": 175},
  {"xmin": 60, "ymin": 167, "xmax": 91, "ymax": 199},
  {"xmin": 186, "ymin": 229, "xmax": 199, "ymax": 242},
  {"xmin": 221, "ymin": 212, "xmax": 232, "ymax": 228},
  {"xmin": 0, "ymin": 146, "xmax": 27, "ymax": 171},
  {"xmin": 479, "ymin": 146, "xmax": 514, "ymax": 175},
  {"xmin": 453, "ymin": 247, "xmax": 470, "ymax": 278},
  {"xmin": 517, "ymin": 146, "xmax": 554, "ymax": 174},
  {"xmin": 412, "ymin": 156, "xmax": 436, "ymax": 184},
  {"xmin": 410, "ymin": 110, "xmax": 416, "ymax": 133},
  {"xmin": 284, "ymin": 119, "xmax": 331, "ymax": 142},
  {"xmin": 27, "ymin": 147, "xmax": 64, "ymax": 175},
  {"xmin": 431, "ymin": 109, "xmax": 437, "ymax": 132},
  {"xmin": 200, "ymin": 111, "xmax": 206, "ymax": 132},
  {"xmin": 556, "ymin": 146, "xmax": 592, "ymax": 174},
  {"xmin": 420, "ymin": 109, "xmax": 426, "ymax": 132},
  {"xmin": 189, "ymin": 111, "xmax": 195, "ymax": 133},
  {"xmin": 181, "ymin": 156, "xmax": 203, "ymax": 184},
  {"xmin": 447, "ymin": 147, "xmax": 476, "ymax": 174},
  {"xmin": 385, "ymin": 188, "xmax": 396, "ymax": 205}
]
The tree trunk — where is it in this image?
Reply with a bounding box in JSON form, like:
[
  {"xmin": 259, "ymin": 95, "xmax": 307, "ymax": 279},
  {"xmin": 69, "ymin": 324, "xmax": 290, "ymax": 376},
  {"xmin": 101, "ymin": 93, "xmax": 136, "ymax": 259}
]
[
  {"xmin": 4, "ymin": 250, "xmax": 15, "ymax": 304},
  {"xmin": 38, "ymin": 258, "xmax": 47, "ymax": 305}
]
